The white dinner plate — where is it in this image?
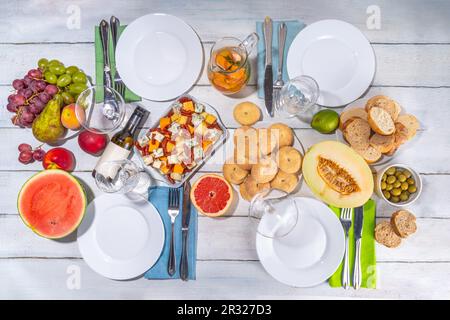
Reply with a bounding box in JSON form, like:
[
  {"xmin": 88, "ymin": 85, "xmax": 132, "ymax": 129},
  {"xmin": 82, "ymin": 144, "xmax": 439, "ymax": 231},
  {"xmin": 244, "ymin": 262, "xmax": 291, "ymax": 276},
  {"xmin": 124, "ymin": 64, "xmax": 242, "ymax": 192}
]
[
  {"xmin": 115, "ymin": 13, "xmax": 203, "ymax": 101},
  {"xmin": 256, "ymin": 197, "xmax": 345, "ymax": 287},
  {"xmin": 287, "ymin": 20, "xmax": 375, "ymax": 107},
  {"xmin": 77, "ymin": 194, "xmax": 164, "ymax": 280}
]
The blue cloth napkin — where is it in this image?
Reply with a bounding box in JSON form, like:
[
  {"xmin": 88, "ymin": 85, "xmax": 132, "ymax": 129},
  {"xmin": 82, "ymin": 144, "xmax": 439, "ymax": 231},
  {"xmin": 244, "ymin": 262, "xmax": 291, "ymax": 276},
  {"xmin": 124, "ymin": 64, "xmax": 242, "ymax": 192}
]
[
  {"xmin": 256, "ymin": 20, "xmax": 305, "ymax": 99},
  {"xmin": 144, "ymin": 186, "xmax": 198, "ymax": 280}
]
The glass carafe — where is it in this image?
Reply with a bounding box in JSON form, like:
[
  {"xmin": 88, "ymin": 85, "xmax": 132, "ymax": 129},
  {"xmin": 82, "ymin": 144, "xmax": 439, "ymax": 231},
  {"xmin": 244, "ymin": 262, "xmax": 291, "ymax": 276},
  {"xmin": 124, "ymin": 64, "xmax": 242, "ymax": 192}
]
[{"xmin": 207, "ymin": 33, "xmax": 259, "ymax": 95}]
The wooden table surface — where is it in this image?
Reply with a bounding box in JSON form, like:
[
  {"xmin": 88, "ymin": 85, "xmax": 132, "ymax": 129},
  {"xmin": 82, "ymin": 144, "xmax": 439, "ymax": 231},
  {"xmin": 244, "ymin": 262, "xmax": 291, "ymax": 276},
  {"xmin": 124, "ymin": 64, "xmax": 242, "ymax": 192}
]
[{"xmin": 1, "ymin": 0, "xmax": 449, "ymax": 299}]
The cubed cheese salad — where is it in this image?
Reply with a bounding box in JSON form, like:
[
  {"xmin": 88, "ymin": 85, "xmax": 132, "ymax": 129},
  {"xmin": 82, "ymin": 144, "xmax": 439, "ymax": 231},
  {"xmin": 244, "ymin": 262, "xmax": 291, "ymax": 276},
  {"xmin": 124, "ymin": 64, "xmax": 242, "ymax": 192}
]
[{"xmin": 135, "ymin": 97, "xmax": 223, "ymax": 184}]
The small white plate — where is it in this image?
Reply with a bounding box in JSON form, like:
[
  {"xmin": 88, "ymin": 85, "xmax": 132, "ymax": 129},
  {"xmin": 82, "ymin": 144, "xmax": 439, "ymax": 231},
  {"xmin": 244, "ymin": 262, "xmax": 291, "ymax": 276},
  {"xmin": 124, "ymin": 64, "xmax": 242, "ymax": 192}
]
[
  {"xmin": 256, "ymin": 197, "xmax": 344, "ymax": 287},
  {"xmin": 116, "ymin": 13, "xmax": 203, "ymax": 101},
  {"xmin": 77, "ymin": 194, "xmax": 164, "ymax": 280},
  {"xmin": 287, "ymin": 20, "xmax": 375, "ymax": 107}
]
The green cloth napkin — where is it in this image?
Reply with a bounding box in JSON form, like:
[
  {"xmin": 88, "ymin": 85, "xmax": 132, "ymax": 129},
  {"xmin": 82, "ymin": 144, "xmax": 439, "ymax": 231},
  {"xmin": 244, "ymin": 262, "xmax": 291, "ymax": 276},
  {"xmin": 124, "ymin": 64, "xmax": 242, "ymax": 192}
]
[
  {"xmin": 328, "ymin": 199, "xmax": 377, "ymax": 289},
  {"xmin": 94, "ymin": 25, "xmax": 141, "ymax": 102}
]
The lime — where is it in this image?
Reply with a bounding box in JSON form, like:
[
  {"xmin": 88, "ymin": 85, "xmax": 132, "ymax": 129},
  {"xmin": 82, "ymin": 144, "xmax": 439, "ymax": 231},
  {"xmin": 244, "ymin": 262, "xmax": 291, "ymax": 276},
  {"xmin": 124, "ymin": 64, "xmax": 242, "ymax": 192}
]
[{"xmin": 311, "ymin": 109, "xmax": 340, "ymax": 134}]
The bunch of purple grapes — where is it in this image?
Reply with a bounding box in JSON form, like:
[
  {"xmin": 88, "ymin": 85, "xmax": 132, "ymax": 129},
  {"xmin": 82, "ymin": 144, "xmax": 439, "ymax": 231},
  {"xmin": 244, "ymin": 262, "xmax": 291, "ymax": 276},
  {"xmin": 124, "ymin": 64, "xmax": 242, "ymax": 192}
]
[
  {"xmin": 7, "ymin": 69, "xmax": 58, "ymax": 128},
  {"xmin": 18, "ymin": 143, "xmax": 46, "ymax": 165}
]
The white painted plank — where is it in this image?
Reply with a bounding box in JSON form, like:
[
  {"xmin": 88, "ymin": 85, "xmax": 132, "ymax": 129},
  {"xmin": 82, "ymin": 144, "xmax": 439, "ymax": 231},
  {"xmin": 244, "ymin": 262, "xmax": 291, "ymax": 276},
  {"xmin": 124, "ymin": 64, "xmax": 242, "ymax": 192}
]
[
  {"xmin": 1, "ymin": 259, "xmax": 449, "ymax": 299},
  {"xmin": 2, "ymin": 86, "xmax": 450, "ymax": 130},
  {"xmin": 1, "ymin": 43, "xmax": 450, "ymax": 87},
  {"xmin": 1, "ymin": 214, "xmax": 449, "ymax": 262},
  {"xmin": 0, "ymin": 126, "xmax": 448, "ymax": 174},
  {"xmin": 1, "ymin": 171, "xmax": 449, "ymax": 218},
  {"xmin": 1, "ymin": 0, "xmax": 449, "ymax": 43}
]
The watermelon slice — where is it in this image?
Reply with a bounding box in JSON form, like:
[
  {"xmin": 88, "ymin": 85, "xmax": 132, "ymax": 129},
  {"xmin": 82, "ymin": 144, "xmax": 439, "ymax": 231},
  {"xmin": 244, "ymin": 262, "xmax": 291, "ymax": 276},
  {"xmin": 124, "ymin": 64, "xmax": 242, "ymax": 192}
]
[{"xmin": 17, "ymin": 169, "xmax": 86, "ymax": 239}]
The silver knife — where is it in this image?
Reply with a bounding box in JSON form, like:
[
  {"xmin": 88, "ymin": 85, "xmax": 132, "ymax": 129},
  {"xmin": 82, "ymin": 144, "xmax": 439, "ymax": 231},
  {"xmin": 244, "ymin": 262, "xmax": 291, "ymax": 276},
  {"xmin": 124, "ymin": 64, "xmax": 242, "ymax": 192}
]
[
  {"xmin": 180, "ymin": 182, "xmax": 191, "ymax": 281},
  {"xmin": 263, "ymin": 17, "xmax": 274, "ymax": 117},
  {"xmin": 353, "ymin": 205, "xmax": 364, "ymax": 289}
]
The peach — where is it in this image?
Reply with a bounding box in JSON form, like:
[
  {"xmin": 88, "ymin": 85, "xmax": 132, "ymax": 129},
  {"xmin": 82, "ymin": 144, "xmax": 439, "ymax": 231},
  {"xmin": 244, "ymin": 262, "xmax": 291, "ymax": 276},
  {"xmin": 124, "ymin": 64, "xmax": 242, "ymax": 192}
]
[{"xmin": 61, "ymin": 103, "xmax": 81, "ymax": 130}]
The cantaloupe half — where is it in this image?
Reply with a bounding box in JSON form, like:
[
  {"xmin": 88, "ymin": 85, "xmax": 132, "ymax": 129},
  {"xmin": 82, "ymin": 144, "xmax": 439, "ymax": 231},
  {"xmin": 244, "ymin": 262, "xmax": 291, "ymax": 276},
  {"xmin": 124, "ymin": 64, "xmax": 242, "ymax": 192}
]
[
  {"xmin": 17, "ymin": 169, "xmax": 86, "ymax": 239},
  {"xmin": 302, "ymin": 141, "xmax": 374, "ymax": 208}
]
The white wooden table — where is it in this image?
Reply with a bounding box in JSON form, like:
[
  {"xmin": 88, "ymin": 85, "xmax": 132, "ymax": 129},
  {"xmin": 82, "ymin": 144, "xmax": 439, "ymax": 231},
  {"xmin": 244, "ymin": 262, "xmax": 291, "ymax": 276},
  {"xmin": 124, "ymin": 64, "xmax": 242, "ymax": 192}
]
[{"xmin": 1, "ymin": 0, "xmax": 449, "ymax": 299}]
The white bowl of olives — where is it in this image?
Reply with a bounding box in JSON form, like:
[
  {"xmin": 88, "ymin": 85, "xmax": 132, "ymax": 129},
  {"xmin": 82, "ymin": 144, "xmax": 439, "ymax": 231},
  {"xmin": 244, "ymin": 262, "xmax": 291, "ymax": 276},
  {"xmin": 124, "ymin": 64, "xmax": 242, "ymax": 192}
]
[{"xmin": 376, "ymin": 164, "xmax": 422, "ymax": 207}]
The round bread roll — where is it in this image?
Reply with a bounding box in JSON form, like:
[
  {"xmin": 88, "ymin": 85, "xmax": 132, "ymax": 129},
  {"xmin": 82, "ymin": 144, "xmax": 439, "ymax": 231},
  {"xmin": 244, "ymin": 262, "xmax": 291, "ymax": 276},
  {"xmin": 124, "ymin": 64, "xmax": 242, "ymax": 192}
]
[
  {"xmin": 270, "ymin": 170, "xmax": 299, "ymax": 194},
  {"xmin": 239, "ymin": 182, "xmax": 252, "ymax": 201},
  {"xmin": 222, "ymin": 162, "xmax": 249, "ymax": 185},
  {"xmin": 233, "ymin": 126, "xmax": 259, "ymax": 164},
  {"xmin": 240, "ymin": 176, "xmax": 270, "ymax": 201},
  {"xmin": 268, "ymin": 123, "xmax": 294, "ymax": 147},
  {"xmin": 233, "ymin": 148, "xmax": 254, "ymax": 171},
  {"xmin": 257, "ymin": 128, "xmax": 278, "ymax": 156},
  {"xmin": 233, "ymin": 102, "xmax": 261, "ymax": 126},
  {"xmin": 251, "ymin": 157, "xmax": 278, "ymax": 183},
  {"xmin": 277, "ymin": 146, "xmax": 302, "ymax": 174}
]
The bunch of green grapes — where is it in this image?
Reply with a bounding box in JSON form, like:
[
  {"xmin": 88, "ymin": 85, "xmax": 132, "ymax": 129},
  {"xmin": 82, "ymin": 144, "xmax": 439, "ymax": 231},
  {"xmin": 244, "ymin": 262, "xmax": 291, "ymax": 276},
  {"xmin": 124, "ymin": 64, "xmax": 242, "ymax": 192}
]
[{"xmin": 38, "ymin": 58, "xmax": 88, "ymax": 106}]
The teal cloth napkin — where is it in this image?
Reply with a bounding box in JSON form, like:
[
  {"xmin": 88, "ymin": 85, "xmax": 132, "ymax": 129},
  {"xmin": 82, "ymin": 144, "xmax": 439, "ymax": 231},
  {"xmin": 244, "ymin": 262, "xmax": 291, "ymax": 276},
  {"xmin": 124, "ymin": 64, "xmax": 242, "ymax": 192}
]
[
  {"xmin": 256, "ymin": 20, "xmax": 305, "ymax": 99},
  {"xmin": 144, "ymin": 186, "xmax": 198, "ymax": 280},
  {"xmin": 94, "ymin": 25, "xmax": 141, "ymax": 102}
]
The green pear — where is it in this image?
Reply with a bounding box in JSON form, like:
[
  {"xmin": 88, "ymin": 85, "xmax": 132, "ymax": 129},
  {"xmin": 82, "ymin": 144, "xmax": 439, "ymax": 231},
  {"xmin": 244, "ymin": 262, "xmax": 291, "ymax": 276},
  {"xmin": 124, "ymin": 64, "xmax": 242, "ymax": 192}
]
[{"xmin": 32, "ymin": 98, "xmax": 65, "ymax": 143}]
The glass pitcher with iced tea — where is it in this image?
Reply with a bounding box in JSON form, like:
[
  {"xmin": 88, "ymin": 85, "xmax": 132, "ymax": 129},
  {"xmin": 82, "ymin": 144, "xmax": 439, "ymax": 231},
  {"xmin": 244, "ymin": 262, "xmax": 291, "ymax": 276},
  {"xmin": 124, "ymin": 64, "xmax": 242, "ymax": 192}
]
[{"xmin": 208, "ymin": 33, "xmax": 259, "ymax": 95}]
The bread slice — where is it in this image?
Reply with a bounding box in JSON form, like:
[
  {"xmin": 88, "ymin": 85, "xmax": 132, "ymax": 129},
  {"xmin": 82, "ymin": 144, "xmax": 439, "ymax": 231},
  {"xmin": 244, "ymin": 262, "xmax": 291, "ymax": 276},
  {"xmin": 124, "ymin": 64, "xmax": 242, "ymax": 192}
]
[
  {"xmin": 339, "ymin": 108, "xmax": 368, "ymax": 130},
  {"xmin": 391, "ymin": 210, "xmax": 417, "ymax": 238},
  {"xmin": 370, "ymin": 133, "xmax": 395, "ymax": 153},
  {"xmin": 375, "ymin": 220, "xmax": 402, "ymax": 248},
  {"xmin": 343, "ymin": 118, "xmax": 371, "ymax": 150},
  {"xmin": 396, "ymin": 114, "xmax": 419, "ymax": 140},
  {"xmin": 384, "ymin": 146, "xmax": 397, "ymax": 156},
  {"xmin": 393, "ymin": 122, "xmax": 409, "ymax": 147},
  {"xmin": 354, "ymin": 145, "xmax": 382, "ymax": 163},
  {"xmin": 368, "ymin": 107, "xmax": 395, "ymax": 135},
  {"xmin": 366, "ymin": 95, "xmax": 401, "ymax": 120}
]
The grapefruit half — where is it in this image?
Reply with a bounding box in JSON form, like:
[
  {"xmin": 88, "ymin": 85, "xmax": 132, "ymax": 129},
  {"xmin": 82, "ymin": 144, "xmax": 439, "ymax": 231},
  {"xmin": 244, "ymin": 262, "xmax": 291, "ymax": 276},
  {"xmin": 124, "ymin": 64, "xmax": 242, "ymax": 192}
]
[{"xmin": 190, "ymin": 174, "xmax": 233, "ymax": 217}]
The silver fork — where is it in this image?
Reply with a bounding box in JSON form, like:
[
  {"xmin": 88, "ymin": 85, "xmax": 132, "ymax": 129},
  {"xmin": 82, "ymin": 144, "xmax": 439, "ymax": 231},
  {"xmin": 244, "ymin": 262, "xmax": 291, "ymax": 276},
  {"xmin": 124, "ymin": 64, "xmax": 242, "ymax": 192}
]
[
  {"xmin": 110, "ymin": 16, "xmax": 126, "ymax": 98},
  {"xmin": 340, "ymin": 207, "xmax": 352, "ymax": 289},
  {"xmin": 167, "ymin": 188, "xmax": 180, "ymax": 276},
  {"xmin": 273, "ymin": 22, "xmax": 287, "ymax": 112}
]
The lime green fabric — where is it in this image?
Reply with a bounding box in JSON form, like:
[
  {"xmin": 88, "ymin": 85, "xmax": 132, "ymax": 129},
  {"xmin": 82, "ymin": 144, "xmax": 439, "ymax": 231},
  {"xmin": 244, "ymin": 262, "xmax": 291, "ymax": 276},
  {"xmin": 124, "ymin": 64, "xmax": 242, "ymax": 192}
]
[
  {"xmin": 328, "ymin": 199, "xmax": 377, "ymax": 288},
  {"xmin": 94, "ymin": 25, "xmax": 141, "ymax": 102}
]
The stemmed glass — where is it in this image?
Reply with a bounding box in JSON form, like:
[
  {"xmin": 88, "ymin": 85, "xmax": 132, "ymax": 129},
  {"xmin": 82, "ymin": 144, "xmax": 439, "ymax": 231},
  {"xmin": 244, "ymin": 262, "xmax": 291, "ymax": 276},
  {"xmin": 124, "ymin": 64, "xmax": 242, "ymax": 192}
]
[
  {"xmin": 94, "ymin": 159, "xmax": 152, "ymax": 198},
  {"xmin": 75, "ymin": 85, "xmax": 126, "ymax": 134},
  {"xmin": 248, "ymin": 189, "xmax": 300, "ymax": 239},
  {"xmin": 275, "ymin": 75, "xmax": 320, "ymax": 121}
]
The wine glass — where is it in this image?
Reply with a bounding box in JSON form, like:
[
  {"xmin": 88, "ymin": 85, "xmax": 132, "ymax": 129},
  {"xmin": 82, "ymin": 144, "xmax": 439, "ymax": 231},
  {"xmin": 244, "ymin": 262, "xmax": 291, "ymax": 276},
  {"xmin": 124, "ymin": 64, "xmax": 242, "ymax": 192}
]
[
  {"xmin": 94, "ymin": 159, "xmax": 152, "ymax": 197},
  {"xmin": 248, "ymin": 189, "xmax": 300, "ymax": 239},
  {"xmin": 276, "ymin": 75, "xmax": 320, "ymax": 120},
  {"xmin": 75, "ymin": 85, "xmax": 126, "ymax": 134}
]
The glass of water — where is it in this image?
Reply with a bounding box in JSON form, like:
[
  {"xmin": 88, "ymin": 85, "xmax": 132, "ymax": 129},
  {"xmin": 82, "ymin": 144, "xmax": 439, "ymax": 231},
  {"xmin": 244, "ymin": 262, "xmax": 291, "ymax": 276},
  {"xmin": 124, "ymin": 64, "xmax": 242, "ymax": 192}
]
[
  {"xmin": 94, "ymin": 159, "xmax": 152, "ymax": 197},
  {"xmin": 276, "ymin": 75, "xmax": 319, "ymax": 118},
  {"xmin": 248, "ymin": 189, "xmax": 299, "ymax": 239}
]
